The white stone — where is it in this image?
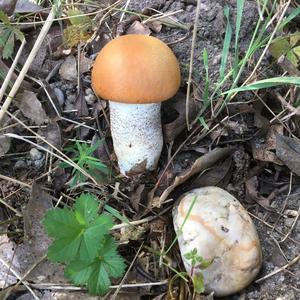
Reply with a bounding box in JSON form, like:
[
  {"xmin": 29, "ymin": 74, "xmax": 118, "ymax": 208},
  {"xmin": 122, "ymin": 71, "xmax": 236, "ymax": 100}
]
[
  {"xmin": 109, "ymin": 101, "xmax": 163, "ymax": 175},
  {"xmin": 173, "ymin": 186, "xmax": 262, "ymax": 297}
]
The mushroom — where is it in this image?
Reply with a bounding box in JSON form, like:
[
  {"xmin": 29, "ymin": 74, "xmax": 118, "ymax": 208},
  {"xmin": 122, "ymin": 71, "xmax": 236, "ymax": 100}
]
[
  {"xmin": 173, "ymin": 186, "xmax": 262, "ymax": 297},
  {"xmin": 91, "ymin": 34, "xmax": 180, "ymax": 175}
]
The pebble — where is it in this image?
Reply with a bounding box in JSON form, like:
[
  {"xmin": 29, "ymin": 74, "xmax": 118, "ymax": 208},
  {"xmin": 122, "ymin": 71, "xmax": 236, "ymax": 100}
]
[
  {"xmin": 284, "ymin": 217, "xmax": 295, "ymax": 228},
  {"xmin": 30, "ymin": 148, "xmax": 43, "ymax": 161},
  {"xmin": 67, "ymin": 94, "xmax": 76, "ymax": 104},
  {"xmin": 85, "ymin": 94, "xmax": 96, "ymax": 105},
  {"xmin": 64, "ymin": 102, "xmax": 75, "ymax": 111},
  {"xmin": 173, "ymin": 186, "xmax": 262, "ymax": 297},
  {"xmin": 14, "ymin": 160, "xmax": 27, "ymax": 170}
]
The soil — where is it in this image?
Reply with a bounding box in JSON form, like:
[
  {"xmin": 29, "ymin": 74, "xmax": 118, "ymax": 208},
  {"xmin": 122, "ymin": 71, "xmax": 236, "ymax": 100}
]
[{"xmin": 0, "ymin": 0, "xmax": 299, "ymax": 299}]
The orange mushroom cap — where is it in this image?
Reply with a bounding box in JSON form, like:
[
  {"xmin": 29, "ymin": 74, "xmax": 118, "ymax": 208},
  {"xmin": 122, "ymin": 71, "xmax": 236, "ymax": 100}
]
[{"xmin": 91, "ymin": 34, "xmax": 181, "ymax": 104}]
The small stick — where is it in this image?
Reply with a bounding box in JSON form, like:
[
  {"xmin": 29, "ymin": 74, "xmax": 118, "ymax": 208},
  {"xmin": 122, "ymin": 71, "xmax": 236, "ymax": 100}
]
[
  {"xmin": 185, "ymin": 0, "xmax": 201, "ymax": 130},
  {"xmin": 0, "ymin": 38, "xmax": 26, "ymax": 102},
  {"xmin": 255, "ymin": 254, "xmax": 300, "ymax": 283},
  {"xmin": 0, "ymin": 7, "xmax": 56, "ymax": 122}
]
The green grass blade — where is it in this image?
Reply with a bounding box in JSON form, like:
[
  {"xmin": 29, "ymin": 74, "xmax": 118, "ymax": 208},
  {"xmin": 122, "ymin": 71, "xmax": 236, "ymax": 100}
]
[
  {"xmin": 233, "ymin": 0, "xmax": 244, "ymax": 80},
  {"xmin": 219, "ymin": 6, "xmax": 232, "ymax": 81},
  {"xmin": 279, "ymin": 7, "xmax": 300, "ymax": 30},
  {"xmin": 104, "ymin": 204, "xmax": 131, "ymax": 227},
  {"xmin": 224, "ymin": 76, "xmax": 300, "ymax": 95},
  {"xmin": 198, "ymin": 116, "xmax": 210, "ymax": 130}
]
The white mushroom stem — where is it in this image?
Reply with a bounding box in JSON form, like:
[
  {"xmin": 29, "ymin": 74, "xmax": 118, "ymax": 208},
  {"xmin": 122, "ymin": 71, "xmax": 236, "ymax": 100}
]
[{"xmin": 109, "ymin": 101, "xmax": 163, "ymax": 175}]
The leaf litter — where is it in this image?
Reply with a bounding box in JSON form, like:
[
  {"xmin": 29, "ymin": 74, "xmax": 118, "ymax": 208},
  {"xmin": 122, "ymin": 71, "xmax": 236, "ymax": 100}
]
[{"xmin": 0, "ymin": 0, "xmax": 300, "ymax": 299}]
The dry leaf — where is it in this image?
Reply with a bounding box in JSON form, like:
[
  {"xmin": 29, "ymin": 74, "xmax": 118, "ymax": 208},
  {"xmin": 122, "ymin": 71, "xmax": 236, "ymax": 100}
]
[
  {"xmin": 15, "ymin": 90, "xmax": 48, "ymax": 125},
  {"xmin": 75, "ymin": 88, "xmax": 89, "ymax": 117},
  {"xmin": 0, "ymin": 116, "xmax": 11, "ymax": 156},
  {"xmin": 146, "ymin": 20, "xmax": 162, "ymax": 33},
  {"xmin": 0, "ymin": 136, "xmax": 11, "ymax": 156},
  {"xmin": 148, "ymin": 147, "xmax": 234, "ymax": 207},
  {"xmin": 187, "ymin": 156, "xmax": 232, "ymax": 190},
  {"xmin": 251, "ymin": 124, "xmax": 283, "ymax": 165},
  {"xmin": 245, "ymin": 177, "xmax": 272, "ymax": 208},
  {"xmin": 0, "ymin": 235, "xmax": 18, "ymax": 288},
  {"xmin": 126, "ymin": 20, "xmax": 151, "ymax": 35},
  {"xmin": 15, "ymin": 183, "xmax": 66, "ymax": 282},
  {"xmin": 15, "ymin": 0, "xmax": 43, "ymax": 13},
  {"xmin": 276, "ymin": 134, "xmax": 300, "ymax": 176},
  {"xmin": 80, "ymin": 53, "xmax": 93, "ymax": 74},
  {"xmin": 130, "ymin": 184, "xmax": 145, "ymax": 212},
  {"xmin": 163, "ymin": 91, "xmax": 199, "ymax": 143},
  {"xmin": 38, "ymin": 119, "xmax": 62, "ymax": 150},
  {"xmin": 59, "ymin": 55, "xmax": 77, "ymax": 81}
]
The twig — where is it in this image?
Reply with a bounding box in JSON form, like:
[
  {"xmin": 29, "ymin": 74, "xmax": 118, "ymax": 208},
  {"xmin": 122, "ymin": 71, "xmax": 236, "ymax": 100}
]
[
  {"xmin": 0, "ymin": 197, "xmax": 22, "ymax": 217},
  {"xmin": 30, "ymin": 281, "xmax": 168, "ymax": 291},
  {"xmin": 185, "ymin": 0, "xmax": 201, "ymax": 130},
  {"xmin": 0, "ymin": 174, "xmax": 31, "ymax": 188},
  {"xmin": 0, "ymin": 39, "xmax": 26, "ymax": 102},
  {"xmin": 110, "ymin": 243, "xmax": 143, "ymax": 299},
  {"xmin": 0, "ymin": 7, "xmax": 55, "ymax": 122},
  {"xmin": 112, "ymin": 216, "xmax": 156, "ymax": 230},
  {"xmin": 255, "ymin": 254, "xmax": 300, "ymax": 283}
]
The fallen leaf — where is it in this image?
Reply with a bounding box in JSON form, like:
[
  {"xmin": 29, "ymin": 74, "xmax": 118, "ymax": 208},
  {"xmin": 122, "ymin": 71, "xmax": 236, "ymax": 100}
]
[
  {"xmin": 245, "ymin": 176, "xmax": 272, "ymax": 208},
  {"xmin": 148, "ymin": 147, "xmax": 234, "ymax": 207},
  {"xmin": 162, "ymin": 91, "xmax": 199, "ymax": 143},
  {"xmin": 75, "ymin": 88, "xmax": 89, "ymax": 117},
  {"xmin": 276, "ymin": 134, "xmax": 300, "ymax": 176},
  {"xmin": 187, "ymin": 156, "xmax": 232, "ymax": 190},
  {"xmin": 15, "ymin": 90, "xmax": 48, "ymax": 125},
  {"xmin": 80, "ymin": 53, "xmax": 93, "ymax": 74},
  {"xmin": 0, "ymin": 116, "xmax": 11, "ymax": 156},
  {"xmin": 0, "ymin": 235, "xmax": 18, "ymax": 288},
  {"xmin": 0, "ymin": 135, "xmax": 11, "ymax": 156},
  {"xmin": 23, "ymin": 183, "xmax": 53, "ymax": 253},
  {"xmin": 15, "ymin": 0, "xmax": 43, "ymax": 13},
  {"xmin": 59, "ymin": 55, "xmax": 77, "ymax": 81},
  {"xmin": 251, "ymin": 124, "xmax": 283, "ymax": 165},
  {"xmin": 130, "ymin": 184, "xmax": 145, "ymax": 212},
  {"xmin": 38, "ymin": 119, "xmax": 62, "ymax": 150},
  {"xmin": 14, "ymin": 183, "xmax": 66, "ymax": 283},
  {"xmin": 126, "ymin": 20, "xmax": 151, "ymax": 35},
  {"xmin": 146, "ymin": 20, "xmax": 162, "ymax": 33},
  {"xmin": 0, "ymin": 59, "xmax": 33, "ymax": 91}
]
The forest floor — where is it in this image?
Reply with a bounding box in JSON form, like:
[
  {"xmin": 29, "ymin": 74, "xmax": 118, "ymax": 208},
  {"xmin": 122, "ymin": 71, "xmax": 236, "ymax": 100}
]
[{"xmin": 0, "ymin": 0, "xmax": 299, "ymax": 299}]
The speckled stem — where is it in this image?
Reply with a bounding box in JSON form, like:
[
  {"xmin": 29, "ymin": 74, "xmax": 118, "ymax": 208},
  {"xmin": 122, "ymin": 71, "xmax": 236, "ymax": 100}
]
[{"xmin": 109, "ymin": 101, "xmax": 163, "ymax": 175}]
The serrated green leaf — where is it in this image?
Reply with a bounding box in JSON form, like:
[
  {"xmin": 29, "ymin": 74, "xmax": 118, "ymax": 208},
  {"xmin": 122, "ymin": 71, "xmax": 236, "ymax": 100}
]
[
  {"xmin": 65, "ymin": 260, "xmax": 93, "ymax": 285},
  {"xmin": 47, "ymin": 234, "xmax": 82, "ymax": 262},
  {"xmin": 43, "ymin": 208, "xmax": 80, "ymax": 238},
  {"xmin": 79, "ymin": 215, "xmax": 113, "ymax": 261},
  {"xmin": 43, "ymin": 195, "xmax": 113, "ymax": 263},
  {"xmin": 87, "ymin": 237, "xmax": 126, "ymax": 295},
  {"xmin": 3, "ymin": 31, "xmax": 14, "ymax": 59},
  {"xmin": 74, "ymin": 193, "xmax": 99, "ymax": 225},
  {"xmin": 64, "ymin": 236, "xmax": 125, "ymax": 296}
]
